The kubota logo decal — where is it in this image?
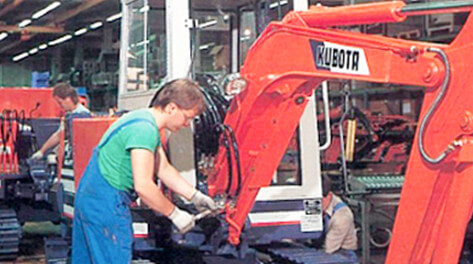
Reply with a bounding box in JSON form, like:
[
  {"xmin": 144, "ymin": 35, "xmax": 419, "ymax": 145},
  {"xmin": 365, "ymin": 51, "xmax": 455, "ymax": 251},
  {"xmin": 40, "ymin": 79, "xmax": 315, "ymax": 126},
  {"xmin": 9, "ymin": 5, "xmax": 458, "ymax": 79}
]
[{"xmin": 310, "ymin": 40, "xmax": 370, "ymax": 75}]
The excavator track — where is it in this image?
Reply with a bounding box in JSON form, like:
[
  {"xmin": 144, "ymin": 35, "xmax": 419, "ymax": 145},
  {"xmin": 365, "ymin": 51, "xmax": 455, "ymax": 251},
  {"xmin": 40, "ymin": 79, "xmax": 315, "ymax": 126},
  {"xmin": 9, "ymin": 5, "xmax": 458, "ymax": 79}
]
[
  {"xmin": 268, "ymin": 247, "xmax": 356, "ymax": 264},
  {"xmin": 0, "ymin": 209, "xmax": 21, "ymax": 260}
]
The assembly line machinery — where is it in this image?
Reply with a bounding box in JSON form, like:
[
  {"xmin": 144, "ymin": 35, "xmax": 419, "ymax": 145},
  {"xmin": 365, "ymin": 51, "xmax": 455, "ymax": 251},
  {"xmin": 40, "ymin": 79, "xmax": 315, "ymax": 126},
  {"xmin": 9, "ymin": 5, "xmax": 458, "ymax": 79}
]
[
  {"xmin": 0, "ymin": 88, "xmax": 63, "ymax": 260},
  {"xmin": 53, "ymin": 1, "xmax": 473, "ymax": 264}
]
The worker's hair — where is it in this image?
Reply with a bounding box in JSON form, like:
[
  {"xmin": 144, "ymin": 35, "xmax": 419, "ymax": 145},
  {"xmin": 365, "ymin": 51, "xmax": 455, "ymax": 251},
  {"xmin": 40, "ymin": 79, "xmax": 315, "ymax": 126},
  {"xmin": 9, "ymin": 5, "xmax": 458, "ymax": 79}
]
[
  {"xmin": 52, "ymin": 82, "xmax": 79, "ymax": 104},
  {"xmin": 322, "ymin": 174, "xmax": 332, "ymax": 197},
  {"xmin": 150, "ymin": 78, "xmax": 205, "ymax": 114}
]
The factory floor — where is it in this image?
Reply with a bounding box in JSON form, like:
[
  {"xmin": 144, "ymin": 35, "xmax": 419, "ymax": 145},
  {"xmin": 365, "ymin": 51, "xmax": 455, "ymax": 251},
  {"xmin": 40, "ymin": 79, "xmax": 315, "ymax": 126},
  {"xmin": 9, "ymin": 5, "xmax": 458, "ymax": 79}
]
[
  {"xmin": 2, "ymin": 222, "xmax": 59, "ymax": 264},
  {"xmin": 7, "ymin": 222, "xmax": 394, "ymax": 264}
]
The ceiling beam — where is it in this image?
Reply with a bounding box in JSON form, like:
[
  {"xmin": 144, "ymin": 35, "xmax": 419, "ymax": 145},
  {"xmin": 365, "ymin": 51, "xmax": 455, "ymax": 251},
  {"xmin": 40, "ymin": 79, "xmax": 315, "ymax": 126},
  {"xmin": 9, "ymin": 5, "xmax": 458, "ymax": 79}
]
[
  {"xmin": 0, "ymin": 25, "xmax": 64, "ymax": 33},
  {"xmin": 49, "ymin": 0, "xmax": 109, "ymax": 26},
  {"xmin": 1, "ymin": 0, "xmax": 109, "ymax": 54},
  {"xmin": 0, "ymin": 0, "xmax": 24, "ymax": 19}
]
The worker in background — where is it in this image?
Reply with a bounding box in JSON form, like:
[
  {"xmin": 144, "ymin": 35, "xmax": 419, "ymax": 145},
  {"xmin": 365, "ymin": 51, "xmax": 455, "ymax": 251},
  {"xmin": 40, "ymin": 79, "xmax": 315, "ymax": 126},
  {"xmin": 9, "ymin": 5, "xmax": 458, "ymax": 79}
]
[
  {"xmin": 211, "ymin": 44, "xmax": 230, "ymax": 72},
  {"xmin": 72, "ymin": 79, "xmax": 218, "ymax": 264},
  {"xmin": 210, "ymin": 44, "xmax": 231, "ymax": 86},
  {"xmin": 322, "ymin": 175, "xmax": 359, "ymax": 262},
  {"xmin": 30, "ymin": 83, "xmax": 91, "ymax": 160}
]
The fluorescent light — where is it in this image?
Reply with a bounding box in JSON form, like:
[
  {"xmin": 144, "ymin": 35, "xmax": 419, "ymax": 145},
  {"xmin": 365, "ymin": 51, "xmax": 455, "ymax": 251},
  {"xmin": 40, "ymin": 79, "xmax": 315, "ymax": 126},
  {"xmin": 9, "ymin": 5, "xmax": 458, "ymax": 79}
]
[
  {"xmin": 13, "ymin": 52, "xmax": 29, "ymax": 62},
  {"xmin": 48, "ymin": 34, "xmax": 72, "ymax": 46},
  {"xmin": 74, "ymin": 28, "xmax": 87, "ymax": 36},
  {"xmin": 18, "ymin": 19, "xmax": 32, "ymax": 28},
  {"xmin": 269, "ymin": 0, "xmax": 288, "ymax": 9},
  {"xmin": 32, "ymin": 1, "xmax": 61, "ymax": 20},
  {"xmin": 135, "ymin": 40, "xmax": 149, "ymax": 47},
  {"xmin": 139, "ymin": 5, "xmax": 149, "ymax": 13},
  {"xmin": 38, "ymin": 44, "xmax": 48, "ymax": 50},
  {"xmin": 199, "ymin": 19, "xmax": 217, "ymax": 29},
  {"xmin": 199, "ymin": 43, "xmax": 214, "ymax": 51},
  {"xmin": 106, "ymin": 13, "xmax": 122, "ymax": 22},
  {"xmin": 0, "ymin": 32, "xmax": 8, "ymax": 41},
  {"xmin": 90, "ymin": 21, "xmax": 103, "ymax": 29},
  {"xmin": 29, "ymin": 48, "xmax": 39, "ymax": 55}
]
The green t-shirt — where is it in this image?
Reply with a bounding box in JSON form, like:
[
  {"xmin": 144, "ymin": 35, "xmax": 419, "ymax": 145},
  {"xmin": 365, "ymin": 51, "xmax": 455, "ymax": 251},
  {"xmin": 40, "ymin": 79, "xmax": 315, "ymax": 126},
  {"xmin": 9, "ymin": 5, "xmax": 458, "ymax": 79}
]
[{"xmin": 98, "ymin": 109, "xmax": 160, "ymax": 191}]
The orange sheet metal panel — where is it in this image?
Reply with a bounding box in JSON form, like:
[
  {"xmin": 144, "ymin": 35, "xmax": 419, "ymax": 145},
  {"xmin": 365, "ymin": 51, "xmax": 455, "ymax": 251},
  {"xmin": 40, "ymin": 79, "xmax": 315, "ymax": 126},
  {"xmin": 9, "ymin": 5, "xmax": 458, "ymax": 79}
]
[
  {"xmin": 72, "ymin": 117, "xmax": 117, "ymax": 189},
  {"xmin": 0, "ymin": 88, "xmax": 62, "ymax": 118}
]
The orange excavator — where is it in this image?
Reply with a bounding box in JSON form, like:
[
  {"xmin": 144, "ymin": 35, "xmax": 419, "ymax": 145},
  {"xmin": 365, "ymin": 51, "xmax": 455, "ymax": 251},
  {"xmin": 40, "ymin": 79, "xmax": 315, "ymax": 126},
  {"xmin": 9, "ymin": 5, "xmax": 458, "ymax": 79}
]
[
  {"xmin": 68, "ymin": 1, "xmax": 473, "ymax": 263},
  {"xmin": 206, "ymin": 1, "xmax": 473, "ymax": 263}
]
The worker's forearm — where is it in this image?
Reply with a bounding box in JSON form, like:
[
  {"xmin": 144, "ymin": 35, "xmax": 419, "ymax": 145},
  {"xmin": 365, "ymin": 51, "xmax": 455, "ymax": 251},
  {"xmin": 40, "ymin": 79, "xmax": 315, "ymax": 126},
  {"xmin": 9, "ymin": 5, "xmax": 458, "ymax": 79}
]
[
  {"xmin": 158, "ymin": 165, "xmax": 195, "ymax": 200},
  {"xmin": 135, "ymin": 182, "xmax": 175, "ymax": 217},
  {"xmin": 40, "ymin": 131, "xmax": 60, "ymax": 153}
]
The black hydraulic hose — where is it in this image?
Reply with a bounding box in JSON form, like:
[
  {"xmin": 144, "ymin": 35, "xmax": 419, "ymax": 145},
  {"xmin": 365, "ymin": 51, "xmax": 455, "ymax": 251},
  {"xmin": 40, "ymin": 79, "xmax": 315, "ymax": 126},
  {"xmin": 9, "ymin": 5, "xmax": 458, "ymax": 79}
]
[
  {"xmin": 10, "ymin": 110, "xmax": 19, "ymax": 157},
  {"xmin": 29, "ymin": 102, "xmax": 40, "ymax": 118},
  {"xmin": 418, "ymin": 47, "xmax": 451, "ymax": 164},
  {"xmin": 216, "ymin": 124, "xmax": 234, "ymax": 196},
  {"xmin": 222, "ymin": 124, "xmax": 242, "ymax": 197},
  {"xmin": 0, "ymin": 114, "xmax": 5, "ymax": 154}
]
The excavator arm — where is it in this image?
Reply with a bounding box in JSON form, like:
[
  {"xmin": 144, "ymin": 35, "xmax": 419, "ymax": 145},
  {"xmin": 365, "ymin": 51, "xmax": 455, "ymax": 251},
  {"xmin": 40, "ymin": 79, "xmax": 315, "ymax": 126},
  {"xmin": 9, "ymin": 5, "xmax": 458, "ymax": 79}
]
[{"xmin": 207, "ymin": 1, "xmax": 473, "ymax": 263}]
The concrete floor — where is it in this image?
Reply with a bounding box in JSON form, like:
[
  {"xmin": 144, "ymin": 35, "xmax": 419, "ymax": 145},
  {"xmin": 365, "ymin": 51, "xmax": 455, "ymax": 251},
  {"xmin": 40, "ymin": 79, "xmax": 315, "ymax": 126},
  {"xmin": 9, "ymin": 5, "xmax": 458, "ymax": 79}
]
[
  {"xmin": 0, "ymin": 222, "xmax": 59, "ymax": 264},
  {"xmin": 5, "ymin": 222, "xmax": 393, "ymax": 264}
]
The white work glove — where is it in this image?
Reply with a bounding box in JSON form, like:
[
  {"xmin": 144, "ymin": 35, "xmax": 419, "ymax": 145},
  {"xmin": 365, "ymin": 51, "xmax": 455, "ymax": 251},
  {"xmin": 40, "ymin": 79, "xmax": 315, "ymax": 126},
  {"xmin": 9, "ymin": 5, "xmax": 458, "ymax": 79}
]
[
  {"xmin": 30, "ymin": 150, "xmax": 44, "ymax": 160},
  {"xmin": 168, "ymin": 207, "xmax": 195, "ymax": 234},
  {"xmin": 190, "ymin": 190, "xmax": 218, "ymax": 212}
]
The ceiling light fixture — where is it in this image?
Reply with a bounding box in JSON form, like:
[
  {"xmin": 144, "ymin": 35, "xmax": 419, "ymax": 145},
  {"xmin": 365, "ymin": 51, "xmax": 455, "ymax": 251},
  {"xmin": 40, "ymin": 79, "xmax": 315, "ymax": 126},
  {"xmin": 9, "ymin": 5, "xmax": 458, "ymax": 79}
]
[
  {"xmin": 29, "ymin": 48, "xmax": 39, "ymax": 55},
  {"xmin": 90, "ymin": 21, "xmax": 103, "ymax": 29},
  {"xmin": 18, "ymin": 19, "xmax": 32, "ymax": 28},
  {"xmin": 74, "ymin": 28, "xmax": 88, "ymax": 36},
  {"xmin": 106, "ymin": 13, "xmax": 122, "ymax": 22},
  {"xmin": 139, "ymin": 5, "xmax": 149, "ymax": 13},
  {"xmin": 48, "ymin": 34, "xmax": 72, "ymax": 46},
  {"xmin": 38, "ymin": 44, "xmax": 48, "ymax": 50},
  {"xmin": 199, "ymin": 19, "xmax": 217, "ymax": 29},
  {"xmin": 13, "ymin": 52, "xmax": 29, "ymax": 62},
  {"xmin": 32, "ymin": 1, "xmax": 61, "ymax": 20},
  {"xmin": 0, "ymin": 32, "xmax": 8, "ymax": 41},
  {"xmin": 269, "ymin": 0, "xmax": 288, "ymax": 9}
]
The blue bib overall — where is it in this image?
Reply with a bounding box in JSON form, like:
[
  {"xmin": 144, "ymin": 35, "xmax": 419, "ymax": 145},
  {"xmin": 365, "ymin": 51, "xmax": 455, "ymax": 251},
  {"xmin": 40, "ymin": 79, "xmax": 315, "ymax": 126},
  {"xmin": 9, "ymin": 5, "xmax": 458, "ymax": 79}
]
[{"xmin": 72, "ymin": 119, "xmax": 154, "ymax": 264}]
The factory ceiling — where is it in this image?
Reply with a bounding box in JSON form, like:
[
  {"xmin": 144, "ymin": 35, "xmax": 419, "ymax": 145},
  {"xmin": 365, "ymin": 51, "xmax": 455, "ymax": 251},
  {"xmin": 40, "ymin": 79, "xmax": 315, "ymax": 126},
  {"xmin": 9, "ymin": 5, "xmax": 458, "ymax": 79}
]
[{"xmin": 0, "ymin": 0, "xmax": 120, "ymax": 62}]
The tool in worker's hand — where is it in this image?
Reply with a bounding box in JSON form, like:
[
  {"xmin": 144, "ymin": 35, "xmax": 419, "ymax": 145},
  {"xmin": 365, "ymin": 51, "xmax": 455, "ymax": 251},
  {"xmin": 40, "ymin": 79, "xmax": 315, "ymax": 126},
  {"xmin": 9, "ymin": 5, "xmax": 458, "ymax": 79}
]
[{"xmin": 194, "ymin": 205, "xmax": 224, "ymax": 221}]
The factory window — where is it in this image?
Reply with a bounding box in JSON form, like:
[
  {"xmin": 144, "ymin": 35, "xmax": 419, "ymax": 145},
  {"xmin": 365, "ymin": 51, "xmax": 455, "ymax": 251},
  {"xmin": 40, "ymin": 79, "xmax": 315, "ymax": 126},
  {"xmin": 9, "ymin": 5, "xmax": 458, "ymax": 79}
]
[{"xmin": 123, "ymin": 0, "xmax": 166, "ymax": 92}]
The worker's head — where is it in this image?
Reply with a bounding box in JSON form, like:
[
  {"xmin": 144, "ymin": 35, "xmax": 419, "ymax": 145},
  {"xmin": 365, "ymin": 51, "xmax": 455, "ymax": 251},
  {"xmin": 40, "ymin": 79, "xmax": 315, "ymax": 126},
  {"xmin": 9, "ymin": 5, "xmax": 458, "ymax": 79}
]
[
  {"xmin": 322, "ymin": 174, "xmax": 332, "ymax": 197},
  {"xmin": 150, "ymin": 78, "xmax": 205, "ymax": 131},
  {"xmin": 322, "ymin": 175, "xmax": 333, "ymax": 211},
  {"xmin": 52, "ymin": 83, "xmax": 79, "ymax": 111},
  {"xmin": 210, "ymin": 45, "xmax": 230, "ymax": 71}
]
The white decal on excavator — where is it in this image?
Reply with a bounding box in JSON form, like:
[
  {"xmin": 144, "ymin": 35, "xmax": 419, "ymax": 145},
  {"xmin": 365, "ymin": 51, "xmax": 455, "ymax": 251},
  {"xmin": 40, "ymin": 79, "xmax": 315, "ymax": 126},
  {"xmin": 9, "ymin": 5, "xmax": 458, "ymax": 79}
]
[{"xmin": 310, "ymin": 40, "xmax": 370, "ymax": 75}]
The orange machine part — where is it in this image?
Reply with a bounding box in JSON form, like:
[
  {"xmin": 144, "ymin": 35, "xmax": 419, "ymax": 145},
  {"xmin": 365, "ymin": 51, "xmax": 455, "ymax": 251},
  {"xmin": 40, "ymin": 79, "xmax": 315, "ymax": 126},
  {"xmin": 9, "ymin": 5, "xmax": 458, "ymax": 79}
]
[
  {"xmin": 0, "ymin": 88, "xmax": 62, "ymax": 118},
  {"xmin": 72, "ymin": 118, "xmax": 117, "ymax": 189},
  {"xmin": 206, "ymin": 1, "xmax": 473, "ymax": 262}
]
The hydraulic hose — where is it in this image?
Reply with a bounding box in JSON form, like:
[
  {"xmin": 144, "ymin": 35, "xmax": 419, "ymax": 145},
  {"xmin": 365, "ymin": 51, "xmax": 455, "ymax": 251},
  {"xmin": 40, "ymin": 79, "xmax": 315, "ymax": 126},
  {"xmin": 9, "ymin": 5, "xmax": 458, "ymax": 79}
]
[{"xmin": 417, "ymin": 47, "xmax": 450, "ymax": 164}]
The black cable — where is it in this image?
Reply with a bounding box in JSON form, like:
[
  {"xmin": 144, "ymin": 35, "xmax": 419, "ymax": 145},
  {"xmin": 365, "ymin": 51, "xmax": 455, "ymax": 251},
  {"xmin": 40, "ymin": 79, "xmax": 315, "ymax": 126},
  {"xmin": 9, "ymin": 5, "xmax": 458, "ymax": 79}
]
[
  {"xmin": 29, "ymin": 102, "xmax": 40, "ymax": 118},
  {"xmin": 222, "ymin": 124, "xmax": 242, "ymax": 197},
  {"xmin": 217, "ymin": 125, "xmax": 234, "ymax": 196}
]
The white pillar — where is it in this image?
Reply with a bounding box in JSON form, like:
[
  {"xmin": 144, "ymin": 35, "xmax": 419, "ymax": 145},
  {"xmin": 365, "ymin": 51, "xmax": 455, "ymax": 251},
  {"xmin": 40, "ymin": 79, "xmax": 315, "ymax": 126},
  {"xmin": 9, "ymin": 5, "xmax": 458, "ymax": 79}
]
[{"xmin": 166, "ymin": 0, "xmax": 192, "ymax": 79}]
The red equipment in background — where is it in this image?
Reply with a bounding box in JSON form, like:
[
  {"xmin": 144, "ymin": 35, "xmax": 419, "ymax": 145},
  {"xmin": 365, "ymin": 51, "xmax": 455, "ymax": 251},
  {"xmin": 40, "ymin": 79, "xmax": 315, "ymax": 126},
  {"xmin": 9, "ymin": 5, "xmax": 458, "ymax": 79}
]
[
  {"xmin": 0, "ymin": 88, "xmax": 62, "ymax": 118},
  {"xmin": 71, "ymin": 118, "xmax": 116, "ymax": 188},
  {"xmin": 1, "ymin": 88, "xmax": 61, "ymax": 174},
  {"xmin": 205, "ymin": 1, "xmax": 473, "ymax": 263},
  {"xmin": 321, "ymin": 107, "xmax": 416, "ymax": 175}
]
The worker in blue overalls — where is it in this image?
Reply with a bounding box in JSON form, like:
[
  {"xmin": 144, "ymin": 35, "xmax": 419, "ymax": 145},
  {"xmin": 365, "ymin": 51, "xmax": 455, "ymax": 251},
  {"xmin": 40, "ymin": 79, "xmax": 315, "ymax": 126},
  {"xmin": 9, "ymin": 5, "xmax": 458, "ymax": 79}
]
[
  {"xmin": 322, "ymin": 175, "xmax": 359, "ymax": 263},
  {"xmin": 30, "ymin": 82, "xmax": 91, "ymax": 160},
  {"xmin": 72, "ymin": 79, "xmax": 217, "ymax": 264}
]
